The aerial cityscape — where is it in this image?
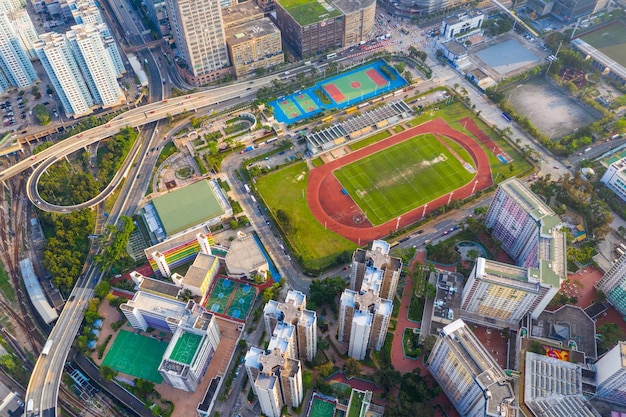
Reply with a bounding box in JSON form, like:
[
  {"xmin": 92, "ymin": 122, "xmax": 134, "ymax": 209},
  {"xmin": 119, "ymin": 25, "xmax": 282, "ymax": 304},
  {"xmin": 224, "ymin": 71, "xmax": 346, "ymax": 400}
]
[{"xmin": 0, "ymin": 0, "xmax": 625, "ymax": 415}]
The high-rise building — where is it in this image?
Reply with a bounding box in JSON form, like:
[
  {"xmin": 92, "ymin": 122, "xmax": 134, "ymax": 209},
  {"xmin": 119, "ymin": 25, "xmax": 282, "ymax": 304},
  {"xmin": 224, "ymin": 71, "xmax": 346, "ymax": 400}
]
[
  {"xmin": 0, "ymin": 0, "xmax": 26, "ymax": 13},
  {"xmin": 379, "ymin": 0, "xmax": 465, "ymax": 19},
  {"xmin": 245, "ymin": 345, "xmax": 304, "ymax": 417},
  {"xmin": 595, "ymin": 342, "xmax": 626, "ymax": 404},
  {"xmin": 264, "ymin": 290, "xmax": 317, "ymax": 361},
  {"xmin": 350, "ymin": 240, "xmax": 401, "ymax": 301},
  {"xmin": 426, "ymin": 319, "xmax": 518, "ymax": 417},
  {"xmin": 67, "ymin": 0, "xmax": 104, "ymax": 25},
  {"xmin": 439, "ymin": 9, "xmax": 484, "ymax": 42},
  {"xmin": 165, "ymin": 0, "xmax": 230, "ymax": 85},
  {"xmin": 483, "ymin": 178, "xmax": 566, "ymax": 316},
  {"xmin": 6, "ymin": 8, "xmax": 39, "ymax": 59},
  {"xmin": 67, "ymin": 24, "xmax": 123, "ymax": 107},
  {"xmin": 35, "ymin": 32, "xmax": 94, "ymax": 117},
  {"xmin": 600, "ymin": 157, "xmax": 626, "ymax": 203},
  {"xmin": 461, "ymin": 257, "xmax": 558, "ymax": 329},
  {"xmin": 528, "ymin": 0, "xmax": 604, "ymax": 21},
  {"xmin": 595, "ymin": 254, "xmax": 626, "ymax": 317},
  {"xmin": 35, "ymin": 23, "xmax": 124, "ymax": 117},
  {"xmin": 0, "ymin": 11, "xmax": 38, "ymax": 89},
  {"xmin": 339, "ymin": 240, "xmax": 397, "ymax": 360}
]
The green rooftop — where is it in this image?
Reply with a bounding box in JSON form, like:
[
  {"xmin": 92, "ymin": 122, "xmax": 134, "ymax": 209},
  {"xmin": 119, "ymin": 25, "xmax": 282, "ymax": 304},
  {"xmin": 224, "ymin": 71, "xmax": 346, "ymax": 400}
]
[
  {"xmin": 169, "ymin": 332, "xmax": 203, "ymax": 365},
  {"xmin": 348, "ymin": 391, "xmax": 365, "ymax": 417},
  {"xmin": 604, "ymin": 149, "xmax": 626, "ymax": 166},
  {"xmin": 151, "ymin": 180, "xmax": 225, "ymax": 236},
  {"xmin": 276, "ymin": 0, "xmax": 341, "ymax": 26}
]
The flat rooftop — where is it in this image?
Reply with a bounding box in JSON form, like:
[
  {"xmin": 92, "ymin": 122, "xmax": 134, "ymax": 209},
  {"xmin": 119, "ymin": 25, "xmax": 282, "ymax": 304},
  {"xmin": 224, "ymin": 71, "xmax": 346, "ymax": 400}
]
[
  {"xmin": 224, "ymin": 233, "xmax": 267, "ymax": 274},
  {"xmin": 184, "ymin": 253, "xmax": 217, "ymax": 288},
  {"xmin": 225, "ymin": 18, "xmax": 280, "ymax": 47},
  {"xmin": 221, "ymin": 1, "xmax": 263, "ymax": 28},
  {"xmin": 124, "ymin": 291, "xmax": 188, "ymax": 318},
  {"xmin": 332, "ymin": 0, "xmax": 375, "ymax": 15},
  {"xmin": 275, "ymin": 0, "xmax": 341, "ymax": 27},
  {"xmin": 498, "ymin": 178, "xmax": 560, "ymax": 235},
  {"xmin": 151, "ymin": 180, "xmax": 225, "ymax": 237}
]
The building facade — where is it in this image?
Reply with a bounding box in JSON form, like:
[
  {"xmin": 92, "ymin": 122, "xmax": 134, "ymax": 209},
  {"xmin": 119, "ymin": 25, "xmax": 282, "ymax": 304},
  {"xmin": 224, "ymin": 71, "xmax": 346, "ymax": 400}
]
[
  {"xmin": 333, "ymin": 0, "xmax": 376, "ymax": 46},
  {"xmin": 595, "ymin": 253, "xmax": 626, "ymax": 317},
  {"xmin": 439, "ymin": 9, "xmax": 484, "ymax": 42},
  {"xmin": 379, "ymin": 0, "xmax": 466, "ymax": 19},
  {"xmin": 165, "ymin": 0, "xmax": 230, "ymax": 85},
  {"xmin": 595, "ymin": 342, "xmax": 626, "ymax": 404},
  {"xmin": 426, "ymin": 319, "xmax": 518, "ymax": 417},
  {"xmin": 600, "ymin": 157, "xmax": 626, "ymax": 203},
  {"xmin": 0, "ymin": 11, "xmax": 38, "ymax": 90},
  {"xmin": 350, "ymin": 240, "xmax": 402, "ymax": 301},
  {"xmin": 461, "ymin": 258, "xmax": 555, "ymax": 329},
  {"xmin": 245, "ymin": 346, "xmax": 304, "ymax": 417},
  {"xmin": 264, "ymin": 290, "xmax": 317, "ymax": 361},
  {"xmin": 225, "ymin": 18, "xmax": 283, "ymax": 78}
]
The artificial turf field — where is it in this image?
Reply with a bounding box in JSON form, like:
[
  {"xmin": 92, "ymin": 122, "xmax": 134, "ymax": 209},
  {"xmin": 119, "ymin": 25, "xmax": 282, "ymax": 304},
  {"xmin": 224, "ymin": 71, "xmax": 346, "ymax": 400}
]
[
  {"xmin": 321, "ymin": 67, "xmax": 388, "ymax": 105},
  {"xmin": 308, "ymin": 397, "xmax": 336, "ymax": 417},
  {"xmin": 101, "ymin": 330, "xmax": 167, "ymax": 383},
  {"xmin": 579, "ymin": 21, "xmax": 626, "ymax": 67},
  {"xmin": 333, "ymin": 134, "xmax": 474, "ymax": 225}
]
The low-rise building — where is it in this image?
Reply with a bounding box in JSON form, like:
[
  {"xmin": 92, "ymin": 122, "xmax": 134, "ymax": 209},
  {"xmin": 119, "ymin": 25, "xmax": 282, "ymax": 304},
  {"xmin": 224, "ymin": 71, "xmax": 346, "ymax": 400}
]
[
  {"xmin": 439, "ymin": 9, "xmax": 484, "ymax": 42},
  {"xmin": 225, "ymin": 232, "xmax": 268, "ymax": 281},
  {"xmin": 600, "ymin": 157, "xmax": 626, "ymax": 203}
]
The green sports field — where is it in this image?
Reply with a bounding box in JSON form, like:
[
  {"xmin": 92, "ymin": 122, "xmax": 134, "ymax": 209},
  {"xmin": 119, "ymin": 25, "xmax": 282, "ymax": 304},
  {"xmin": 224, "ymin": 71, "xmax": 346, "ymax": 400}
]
[
  {"xmin": 321, "ymin": 68, "xmax": 388, "ymax": 104},
  {"xmin": 579, "ymin": 21, "xmax": 626, "ymax": 67},
  {"xmin": 102, "ymin": 330, "xmax": 167, "ymax": 383},
  {"xmin": 309, "ymin": 397, "xmax": 335, "ymax": 417},
  {"xmin": 334, "ymin": 134, "xmax": 474, "ymax": 225},
  {"xmin": 275, "ymin": 0, "xmax": 341, "ymax": 26},
  {"xmin": 205, "ymin": 278, "xmax": 236, "ymax": 314}
]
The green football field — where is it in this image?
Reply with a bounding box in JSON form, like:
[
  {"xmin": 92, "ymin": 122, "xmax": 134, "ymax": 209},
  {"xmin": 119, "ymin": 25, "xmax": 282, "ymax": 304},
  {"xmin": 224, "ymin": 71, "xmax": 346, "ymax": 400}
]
[
  {"xmin": 102, "ymin": 330, "xmax": 167, "ymax": 383},
  {"xmin": 579, "ymin": 21, "xmax": 626, "ymax": 67},
  {"xmin": 334, "ymin": 134, "xmax": 474, "ymax": 225}
]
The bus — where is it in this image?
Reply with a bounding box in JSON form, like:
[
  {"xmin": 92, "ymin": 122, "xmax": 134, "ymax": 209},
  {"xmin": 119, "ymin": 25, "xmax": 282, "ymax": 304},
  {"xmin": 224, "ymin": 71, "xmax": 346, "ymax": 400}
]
[
  {"xmin": 400, "ymin": 28, "xmax": 410, "ymax": 35},
  {"xmin": 321, "ymin": 116, "xmax": 333, "ymax": 123},
  {"xmin": 326, "ymin": 53, "xmax": 337, "ymax": 59},
  {"xmin": 345, "ymin": 106, "xmax": 358, "ymax": 114},
  {"xmin": 244, "ymin": 184, "xmax": 251, "ymax": 193},
  {"xmin": 250, "ymin": 195, "xmax": 256, "ymax": 203},
  {"xmin": 42, "ymin": 340, "xmax": 53, "ymax": 356},
  {"xmin": 501, "ymin": 112, "xmax": 512, "ymax": 122}
]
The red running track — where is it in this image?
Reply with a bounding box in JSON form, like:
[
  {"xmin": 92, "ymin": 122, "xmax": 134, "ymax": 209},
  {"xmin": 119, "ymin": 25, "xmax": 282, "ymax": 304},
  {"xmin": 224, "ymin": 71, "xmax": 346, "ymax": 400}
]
[{"xmin": 307, "ymin": 118, "xmax": 493, "ymax": 244}]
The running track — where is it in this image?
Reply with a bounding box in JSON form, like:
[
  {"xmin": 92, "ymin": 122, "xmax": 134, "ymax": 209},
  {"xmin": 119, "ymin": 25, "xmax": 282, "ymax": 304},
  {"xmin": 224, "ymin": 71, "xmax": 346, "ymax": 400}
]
[{"xmin": 307, "ymin": 118, "xmax": 493, "ymax": 243}]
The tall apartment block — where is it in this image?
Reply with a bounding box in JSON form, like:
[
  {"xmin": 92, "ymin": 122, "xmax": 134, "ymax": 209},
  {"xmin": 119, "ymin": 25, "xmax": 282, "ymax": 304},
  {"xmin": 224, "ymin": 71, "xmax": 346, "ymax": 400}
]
[
  {"xmin": 426, "ymin": 319, "xmax": 518, "ymax": 417},
  {"xmin": 595, "ymin": 342, "xmax": 626, "ymax": 404},
  {"xmin": 67, "ymin": 0, "xmax": 103, "ymax": 25},
  {"xmin": 461, "ymin": 257, "xmax": 558, "ymax": 329},
  {"xmin": 35, "ymin": 23, "xmax": 124, "ymax": 117},
  {"xmin": 165, "ymin": 0, "xmax": 230, "ymax": 85},
  {"xmin": 596, "ymin": 253, "xmax": 626, "ymax": 318},
  {"xmin": 0, "ymin": 0, "xmax": 26, "ymax": 13},
  {"xmin": 264, "ymin": 290, "xmax": 317, "ymax": 361},
  {"xmin": 350, "ymin": 240, "xmax": 401, "ymax": 300},
  {"xmin": 0, "ymin": 11, "xmax": 38, "ymax": 91},
  {"xmin": 338, "ymin": 240, "xmax": 398, "ymax": 360},
  {"xmin": 480, "ymin": 178, "xmax": 566, "ymax": 319},
  {"xmin": 245, "ymin": 345, "xmax": 303, "ymax": 417},
  {"xmin": 5, "ymin": 8, "xmax": 38, "ymax": 59}
]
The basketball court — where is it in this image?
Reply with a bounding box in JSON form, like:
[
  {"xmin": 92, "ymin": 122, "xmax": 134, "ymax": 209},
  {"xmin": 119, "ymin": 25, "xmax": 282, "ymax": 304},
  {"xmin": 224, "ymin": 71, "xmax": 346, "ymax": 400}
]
[
  {"xmin": 102, "ymin": 330, "xmax": 167, "ymax": 383},
  {"xmin": 205, "ymin": 278, "xmax": 256, "ymax": 320},
  {"xmin": 294, "ymin": 92, "xmax": 320, "ymax": 113},
  {"xmin": 276, "ymin": 98, "xmax": 303, "ymax": 120}
]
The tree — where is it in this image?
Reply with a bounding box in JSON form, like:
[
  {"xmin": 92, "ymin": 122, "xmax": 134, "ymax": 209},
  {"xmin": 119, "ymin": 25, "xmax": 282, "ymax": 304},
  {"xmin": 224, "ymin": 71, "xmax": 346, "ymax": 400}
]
[
  {"xmin": 423, "ymin": 283, "xmax": 436, "ymax": 299},
  {"xmin": 597, "ymin": 323, "xmax": 625, "ymax": 353},
  {"xmin": 404, "ymin": 70, "xmax": 413, "ymax": 84},
  {"xmin": 309, "ymin": 277, "xmax": 346, "ymax": 310},
  {"xmin": 94, "ymin": 281, "xmax": 110, "ymax": 299},
  {"xmin": 99, "ymin": 366, "xmax": 118, "ymax": 381},
  {"xmin": 372, "ymin": 366, "xmax": 401, "ymax": 393},
  {"xmin": 33, "ymin": 104, "xmax": 51, "ymax": 125},
  {"xmin": 178, "ymin": 288, "xmax": 194, "ymax": 301},
  {"xmin": 275, "ymin": 209, "xmax": 293, "ymax": 234},
  {"xmin": 0, "ymin": 355, "xmax": 16, "ymax": 372},
  {"xmin": 343, "ymin": 358, "xmax": 361, "ymax": 377}
]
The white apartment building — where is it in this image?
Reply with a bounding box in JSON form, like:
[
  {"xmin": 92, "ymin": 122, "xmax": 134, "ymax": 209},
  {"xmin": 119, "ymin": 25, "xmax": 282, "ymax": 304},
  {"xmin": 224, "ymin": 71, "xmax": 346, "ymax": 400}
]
[
  {"xmin": 264, "ymin": 290, "xmax": 317, "ymax": 361},
  {"xmin": 6, "ymin": 8, "xmax": 39, "ymax": 59},
  {"xmin": 461, "ymin": 257, "xmax": 557, "ymax": 329},
  {"xmin": 600, "ymin": 157, "xmax": 626, "ymax": 203},
  {"xmin": 595, "ymin": 253, "xmax": 626, "ymax": 317},
  {"xmin": 245, "ymin": 345, "xmax": 303, "ymax": 417},
  {"xmin": 426, "ymin": 319, "xmax": 518, "ymax": 417},
  {"xmin": 165, "ymin": 0, "xmax": 230, "ymax": 83},
  {"xmin": 67, "ymin": 24, "xmax": 123, "ymax": 108},
  {"xmin": 68, "ymin": 0, "xmax": 104, "ymax": 25},
  {"xmin": 595, "ymin": 342, "xmax": 626, "ymax": 404},
  {"xmin": 0, "ymin": 11, "xmax": 38, "ymax": 90},
  {"xmin": 350, "ymin": 239, "xmax": 402, "ymax": 301},
  {"xmin": 0, "ymin": 0, "xmax": 26, "ymax": 13},
  {"xmin": 338, "ymin": 289, "xmax": 392, "ymax": 360},
  {"xmin": 35, "ymin": 32, "xmax": 94, "ymax": 117}
]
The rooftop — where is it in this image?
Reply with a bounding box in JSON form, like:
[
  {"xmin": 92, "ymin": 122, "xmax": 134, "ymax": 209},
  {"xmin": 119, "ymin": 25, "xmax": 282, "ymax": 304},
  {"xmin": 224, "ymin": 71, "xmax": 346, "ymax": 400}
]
[
  {"xmin": 532, "ymin": 305, "xmax": 597, "ymax": 360},
  {"xmin": 498, "ymin": 178, "xmax": 560, "ymax": 236},
  {"xmin": 275, "ymin": 0, "xmax": 341, "ymax": 27},
  {"xmin": 443, "ymin": 8, "xmax": 484, "ymax": 25},
  {"xmin": 225, "ymin": 18, "xmax": 280, "ymax": 46},
  {"xmin": 183, "ymin": 253, "xmax": 217, "ymax": 288},
  {"xmin": 134, "ymin": 273, "xmax": 180, "ymax": 298},
  {"xmin": 151, "ymin": 180, "xmax": 225, "ymax": 237},
  {"xmin": 122, "ymin": 291, "xmax": 188, "ymax": 319},
  {"xmin": 169, "ymin": 332, "xmax": 203, "ymax": 365},
  {"xmin": 19, "ymin": 258, "xmax": 58, "ymax": 324},
  {"xmin": 332, "ymin": 0, "xmax": 375, "ymax": 14},
  {"xmin": 224, "ymin": 233, "xmax": 267, "ymax": 275},
  {"xmin": 221, "ymin": 1, "xmax": 263, "ymax": 28}
]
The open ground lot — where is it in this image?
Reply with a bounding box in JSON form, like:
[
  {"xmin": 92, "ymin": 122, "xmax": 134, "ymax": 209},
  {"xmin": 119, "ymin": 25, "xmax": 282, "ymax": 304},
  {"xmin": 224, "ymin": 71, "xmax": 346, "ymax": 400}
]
[
  {"xmin": 475, "ymin": 38, "xmax": 541, "ymax": 76},
  {"xmin": 334, "ymin": 134, "xmax": 474, "ymax": 225},
  {"xmin": 255, "ymin": 162, "xmax": 357, "ymax": 271},
  {"xmin": 505, "ymin": 77, "xmax": 598, "ymax": 138},
  {"xmin": 578, "ymin": 21, "xmax": 626, "ymax": 67}
]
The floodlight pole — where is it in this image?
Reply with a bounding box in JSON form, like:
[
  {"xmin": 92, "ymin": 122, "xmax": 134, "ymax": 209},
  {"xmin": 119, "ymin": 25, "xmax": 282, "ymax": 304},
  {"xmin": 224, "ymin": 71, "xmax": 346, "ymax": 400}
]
[
  {"xmin": 448, "ymin": 192, "xmax": 454, "ymax": 205},
  {"xmin": 396, "ymin": 216, "xmax": 401, "ymax": 232},
  {"xmin": 422, "ymin": 203, "xmax": 428, "ymax": 219},
  {"xmin": 471, "ymin": 180, "xmax": 478, "ymax": 195}
]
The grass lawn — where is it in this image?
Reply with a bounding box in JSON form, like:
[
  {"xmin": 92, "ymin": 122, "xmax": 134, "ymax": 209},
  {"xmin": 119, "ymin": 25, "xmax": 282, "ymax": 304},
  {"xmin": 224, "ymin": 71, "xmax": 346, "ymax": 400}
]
[
  {"xmin": 393, "ymin": 125, "xmax": 405, "ymax": 133},
  {"xmin": 275, "ymin": 0, "xmax": 341, "ymax": 26},
  {"xmin": 256, "ymin": 162, "xmax": 356, "ymax": 272},
  {"xmin": 0, "ymin": 261, "xmax": 15, "ymax": 302},
  {"xmin": 408, "ymin": 102, "xmax": 532, "ymax": 180},
  {"xmin": 403, "ymin": 327, "xmax": 421, "ymax": 358},
  {"xmin": 349, "ymin": 130, "xmax": 391, "ymax": 151},
  {"xmin": 348, "ymin": 391, "xmax": 365, "ymax": 417},
  {"xmin": 335, "ymin": 134, "xmax": 474, "ymax": 225}
]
